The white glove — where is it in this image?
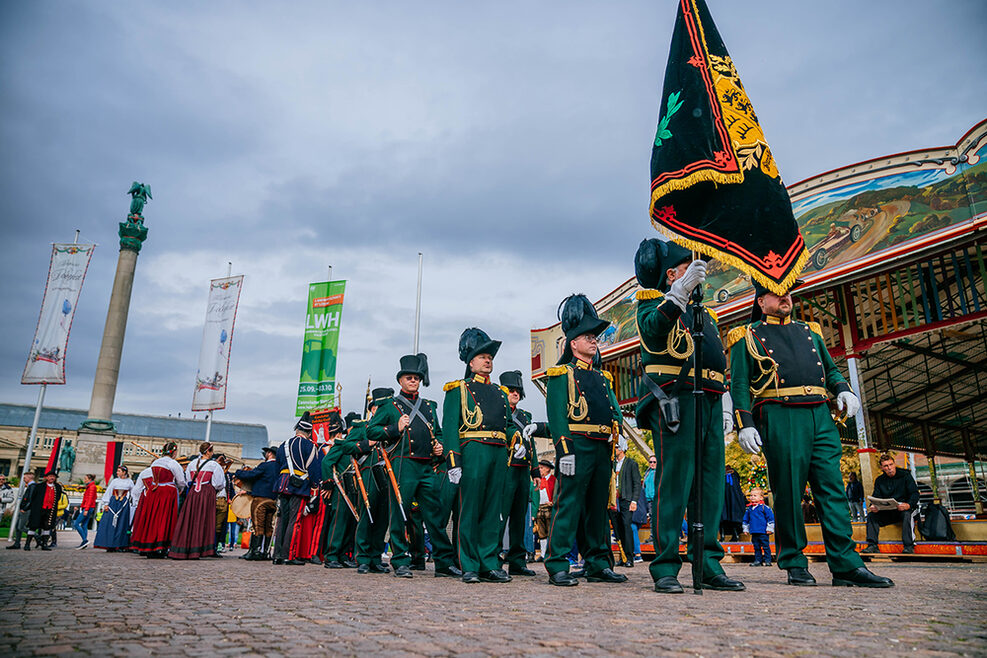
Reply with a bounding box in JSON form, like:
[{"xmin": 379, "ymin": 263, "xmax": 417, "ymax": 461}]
[
  {"xmin": 665, "ymin": 260, "xmax": 707, "ymax": 312},
  {"xmin": 513, "ymin": 442, "xmax": 527, "ymax": 460},
  {"xmin": 766, "ymin": 523, "xmax": 775, "ymax": 534},
  {"xmin": 721, "ymin": 392, "xmax": 734, "ymax": 435},
  {"xmin": 447, "ymin": 467, "xmax": 462, "ymax": 485},
  {"xmin": 559, "ymin": 454, "xmax": 575, "ymax": 477},
  {"xmin": 837, "ymin": 391, "xmax": 860, "ymax": 418},
  {"xmin": 742, "ymin": 524, "xmax": 750, "ymax": 535},
  {"xmin": 522, "ymin": 423, "xmax": 537, "ymax": 440},
  {"xmin": 738, "ymin": 427, "xmax": 763, "ymax": 454}
]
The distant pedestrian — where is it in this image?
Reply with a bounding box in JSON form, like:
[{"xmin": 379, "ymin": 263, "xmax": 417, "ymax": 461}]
[
  {"xmin": 6, "ymin": 472, "xmax": 36, "ymax": 550},
  {"xmin": 643, "ymin": 455, "xmax": 656, "ymax": 544},
  {"xmin": 863, "ymin": 454, "xmax": 920, "ymax": 555},
  {"xmin": 845, "ymin": 472, "xmax": 864, "ymax": 522},
  {"xmin": 74, "ymin": 474, "xmax": 99, "ymax": 549},
  {"xmin": 26, "ymin": 470, "xmax": 63, "ymax": 551},
  {"xmin": 743, "ymin": 489, "xmax": 774, "ymax": 567}
]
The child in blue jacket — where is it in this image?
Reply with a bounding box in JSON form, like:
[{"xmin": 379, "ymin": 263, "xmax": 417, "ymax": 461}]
[{"xmin": 742, "ymin": 489, "xmax": 775, "ymax": 567}]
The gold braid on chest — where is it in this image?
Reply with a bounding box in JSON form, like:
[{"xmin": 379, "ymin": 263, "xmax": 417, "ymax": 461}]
[
  {"xmin": 747, "ymin": 328, "xmax": 779, "ymax": 396},
  {"xmin": 460, "ymin": 385, "xmax": 483, "ymax": 430},
  {"xmin": 566, "ymin": 368, "xmax": 589, "ymax": 421}
]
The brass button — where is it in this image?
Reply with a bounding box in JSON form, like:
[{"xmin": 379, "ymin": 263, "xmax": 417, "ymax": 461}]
[
  {"xmin": 780, "ymin": 378, "xmax": 785, "ymax": 383},
  {"xmin": 783, "ymin": 396, "xmax": 790, "ymax": 401}
]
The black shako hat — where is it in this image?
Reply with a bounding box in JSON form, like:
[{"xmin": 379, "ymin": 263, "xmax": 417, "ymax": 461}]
[
  {"xmin": 294, "ymin": 411, "xmax": 313, "ymax": 433},
  {"xmin": 459, "ymin": 328, "xmax": 501, "ymax": 377},
  {"xmin": 499, "ymin": 370, "xmax": 526, "ymax": 400},
  {"xmin": 750, "ymin": 279, "xmax": 803, "ymax": 323},
  {"xmin": 323, "ymin": 410, "xmax": 344, "ymax": 435},
  {"xmin": 557, "ymin": 294, "xmax": 610, "ymax": 365},
  {"xmin": 634, "ymin": 238, "xmax": 692, "ymax": 291},
  {"xmin": 371, "ymin": 387, "xmax": 394, "ymax": 408},
  {"xmin": 344, "ymin": 412, "xmax": 362, "ymax": 429},
  {"xmin": 397, "ymin": 353, "xmax": 430, "ymax": 387}
]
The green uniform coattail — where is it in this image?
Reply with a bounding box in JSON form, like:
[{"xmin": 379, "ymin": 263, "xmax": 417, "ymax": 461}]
[{"xmin": 500, "ymin": 405, "xmax": 546, "ymax": 572}]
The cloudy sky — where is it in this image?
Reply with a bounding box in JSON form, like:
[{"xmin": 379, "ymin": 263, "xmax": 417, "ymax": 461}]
[{"xmin": 2, "ymin": 1, "xmax": 985, "ymax": 443}]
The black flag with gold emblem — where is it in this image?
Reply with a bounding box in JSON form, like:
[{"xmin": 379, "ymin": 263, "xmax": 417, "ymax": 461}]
[{"xmin": 649, "ymin": 0, "xmax": 807, "ymax": 295}]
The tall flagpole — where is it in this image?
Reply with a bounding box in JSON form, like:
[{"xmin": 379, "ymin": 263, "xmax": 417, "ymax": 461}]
[{"xmin": 413, "ymin": 253, "xmax": 423, "ymax": 353}]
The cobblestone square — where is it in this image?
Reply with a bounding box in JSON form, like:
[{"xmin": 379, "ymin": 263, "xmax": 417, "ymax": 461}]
[{"xmin": 2, "ymin": 535, "xmax": 985, "ymax": 656}]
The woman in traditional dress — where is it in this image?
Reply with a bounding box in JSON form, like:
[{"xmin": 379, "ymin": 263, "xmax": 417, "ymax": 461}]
[
  {"xmin": 94, "ymin": 466, "xmax": 134, "ymax": 551},
  {"xmin": 169, "ymin": 442, "xmax": 226, "ymax": 559},
  {"xmin": 131, "ymin": 441, "xmax": 186, "ymax": 557}
]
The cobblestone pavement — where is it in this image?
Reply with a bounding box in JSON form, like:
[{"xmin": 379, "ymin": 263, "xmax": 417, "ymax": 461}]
[{"xmin": 1, "ymin": 533, "xmax": 985, "ymax": 656}]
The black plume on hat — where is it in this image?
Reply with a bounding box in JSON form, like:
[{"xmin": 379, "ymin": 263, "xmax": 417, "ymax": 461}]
[
  {"xmin": 499, "ymin": 370, "xmax": 526, "ymax": 400},
  {"xmin": 635, "ymin": 238, "xmax": 692, "ymax": 291},
  {"xmin": 557, "ymin": 294, "xmax": 610, "ymax": 366},
  {"xmin": 458, "ymin": 328, "xmax": 501, "ymax": 365},
  {"xmin": 344, "ymin": 412, "xmax": 362, "ymax": 429},
  {"xmin": 397, "ymin": 353, "xmax": 430, "ymax": 387},
  {"xmin": 324, "ymin": 410, "xmax": 344, "ymax": 435}
]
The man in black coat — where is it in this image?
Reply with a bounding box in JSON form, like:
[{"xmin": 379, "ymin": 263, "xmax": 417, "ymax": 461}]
[
  {"xmin": 611, "ymin": 438, "xmax": 641, "ymax": 567},
  {"xmin": 863, "ymin": 454, "xmax": 920, "ymax": 554},
  {"xmin": 721, "ymin": 466, "xmax": 746, "ymax": 542}
]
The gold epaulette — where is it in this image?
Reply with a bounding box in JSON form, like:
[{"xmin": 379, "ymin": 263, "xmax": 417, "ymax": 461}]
[
  {"xmin": 725, "ymin": 325, "xmax": 747, "ymax": 350},
  {"xmin": 708, "ymin": 306, "xmax": 718, "ymax": 323},
  {"xmin": 545, "ymin": 366, "xmax": 569, "ymax": 377},
  {"xmin": 602, "ymin": 370, "xmax": 614, "ymax": 386},
  {"xmin": 635, "ymin": 289, "xmax": 664, "ymax": 301},
  {"xmin": 443, "ymin": 380, "xmax": 462, "ymax": 392},
  {"xmin": 499, "ymin": 385, "xmax": 510, "ymax": 395},
  {"xmin": 807, "ymin": 321, "xmax": 824, "ymax": 339}
]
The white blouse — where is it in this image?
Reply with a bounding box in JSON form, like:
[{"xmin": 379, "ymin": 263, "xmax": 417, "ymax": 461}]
[
  {"xmin": 101, "ymin": 477, "xmax": 134, "ymax": 505},
  {"xmin": 185, "ymin": 457, "xmax": 228, "ymax": 497}
]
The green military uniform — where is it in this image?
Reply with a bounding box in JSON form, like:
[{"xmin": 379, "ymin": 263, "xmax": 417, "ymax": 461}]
[
  {"xmin": 544, "ymin": 358, "xmax": 622, "ymax": 577},
  {"xmin": 354, "ymin": 390, "xmax": 393, "ymax": 570},
  {"xmin": 443, "ymin": 328, "xmax": 517, "ymax": 582},
  {"xmin": 635, "ymin": 286, "xmax": 728, "ymax": 582},
  {"xmin": 368, "ymin": 355, "xmax": 458, "ymax": 576},
  {"xmin": 728, "ymin": 314, "xmax": 864, "ymax": 575},
  {"xmin": 321, "ymin": 421, "xmax": 365, "ymax": 567},
  {"xmin": 498, "ymin": 370, "xmax": 547, "ymax": 575}
]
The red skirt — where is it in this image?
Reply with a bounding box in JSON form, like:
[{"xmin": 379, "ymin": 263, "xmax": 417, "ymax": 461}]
[
  {"xmin": 290, "ymin": 499, "xmax": 316, "ymax": 561},
  {"xmin": 168, "ymin": 486, "xmax": 217, "ymax": 560},
  {"xmin": 131, "ymin": 486, "xmax": 178, "ymax": 553}
]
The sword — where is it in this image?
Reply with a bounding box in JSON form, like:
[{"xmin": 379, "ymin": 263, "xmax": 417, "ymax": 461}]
[
  {"xmin": 350, "ymin": 457, "xmax": 373, "ymax": 524},
  {"xmin": 377, "ymin": 445, "xmax": 407, "ymax": 523},
  {"xmin": 331, "ymin": 466, "xmax": 359, "ymax": 521}
]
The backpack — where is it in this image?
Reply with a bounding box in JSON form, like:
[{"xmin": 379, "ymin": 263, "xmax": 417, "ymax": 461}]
[{"xmin": 918, "ymin": 502, "xmax": 955, "ymax": 541}]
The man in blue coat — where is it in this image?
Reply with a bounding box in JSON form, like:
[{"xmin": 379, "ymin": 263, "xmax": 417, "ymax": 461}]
[
  {"xmin": 235, "ymin": 445, "xmax": 280, "ymax": 561},
  {"xmin": 272, "ymin": 412, "xmax": 321, "ymax": 565}
]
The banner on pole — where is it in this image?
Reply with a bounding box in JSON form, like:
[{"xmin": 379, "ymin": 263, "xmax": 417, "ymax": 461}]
[
  {"xmin": 295, "ymin": 280, "xmax": 346, "ymax": 415},
  {"xmin": 104, "ymin": 441, "xmax": 124, "ymax": 484},
  {"xmin": 192, "ymin": 275, "xmax": 244, "ymax": 411},
  {"xmin": 22, "ymin": 243, "xmax": 96, "ymax": 384}
]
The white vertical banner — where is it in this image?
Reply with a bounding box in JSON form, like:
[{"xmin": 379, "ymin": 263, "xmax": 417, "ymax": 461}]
[
  {"xmin": 22, "ymin": 243, "xmax": 96, "ymax": 384},
  {"xmin": 192, "ymin": 275, "xmax": 244, "ymax": 411}
]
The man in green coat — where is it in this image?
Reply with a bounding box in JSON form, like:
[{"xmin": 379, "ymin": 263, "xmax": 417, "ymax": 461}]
[
  {"xmin": 633, "ymin": 239, "xmax": 744, "ymax": 594},
  {"xmin": 443, "ymin": 328, "xmax": 517, "ymax": 584},
  {"xmin": 729, "ymin": 282, "xmax": 892, "ymax": 588},
  {"xmin": 353, "ymin": 388, "xmax": 394, "ymax": 574},
  {"xmin": 544, "ymin": 294, "xmax": 626, "ymax": 587},
  {"xmin": 498, "ymin": 370, "xmax": 547, "ymax": 577},
  {"xmin": 368, "ymin": 354, "xmax": 461, "ymax": 579}
]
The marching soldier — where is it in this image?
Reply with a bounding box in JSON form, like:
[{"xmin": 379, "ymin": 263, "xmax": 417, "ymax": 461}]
[
  {"xmin": 633, "ymin": 239, "xmax": 744, "ymax": 594},
  {"xmin": 272, "ymin": 412, "xmax": 321, "ymax": 566},
  {"xmin": 729, "ymin": 281, "xmax": 893, "ymax": 588},
  {"xmin": 498, "ymin": 370, "xmax": 545, "ymax": 577},
  {"xmin": 353, "ymin": 388, "xmax": 393, "ymax": 573},
  {"xmin": 368, "ymin": 354, "xmax": 461, "ymax": 578},
  {"xmin": 321, "ymin": 410, "xmax": 373, "ymax": 570},
  {"xmin": 442, "ymin": 328, "xmax": 517, "ymax": 583},
  {"xmin": 543, "ymin": 295, "xmax": 626, "ymax": 587}
]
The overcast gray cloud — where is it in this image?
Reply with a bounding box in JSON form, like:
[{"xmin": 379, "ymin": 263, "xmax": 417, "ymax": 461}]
[{"xmin": 2, "ymin": 1, "xmax": 985, "ymax": 441}]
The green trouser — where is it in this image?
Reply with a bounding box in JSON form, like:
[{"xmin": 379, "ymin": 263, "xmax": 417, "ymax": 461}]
[
  {"xmin": 760, "ymin": 403, "xmax": 864, "ymax": 573},
  {"xmin": 501, "ymin": 465, "xmax": 532, "ymax": 571},
  {"xmin": 545, "ymin": 438, "xmax": 613, "ymax": 576},
  {"xmin": 433, "ymin": 468, "xmax": 460, "ymax": 567},
  {"xmin": 388, "ymin": 458, "xmax": 456, "ymax": 570},
  {"xmin": 355, "ymin": 468, "xmax": 389, "ymax": 566},
  {"xmin": 647, "ymin": 392, "xmax": 726, "ymax": 581},
  {"xmin": 324, "ymin": 487, "xmax": 356, "ymax": 562},
  {"xmin": 457, "ymin": 441, "xmax": 508, "ymax": 574}
]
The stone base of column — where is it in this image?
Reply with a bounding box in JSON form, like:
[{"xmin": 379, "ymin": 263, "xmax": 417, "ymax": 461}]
[{"xmin": 71, "ymin": 431, "xmax": 117, "ymax": 483}]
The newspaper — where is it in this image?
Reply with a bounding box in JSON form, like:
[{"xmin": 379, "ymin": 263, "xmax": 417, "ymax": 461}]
[{"xmin": 867, "ymin": 496, "xmax": 899, "ymax": 511}]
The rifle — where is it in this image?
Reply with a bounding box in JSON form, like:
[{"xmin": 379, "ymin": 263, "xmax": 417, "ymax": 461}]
[
  {"xmin": 331, "ymin": 466, "xmax": 359, "ymax": 521},
  {"xmin": 350, "ymin": 457, "xmax": 373, "ymax": 524},
  {"xmin": 377, "ymin": 444, "xmax": 407, "ymax": 523},
  {"xmin": 129, "ymin": 441, "xmax": 160, "ymax": 459}
]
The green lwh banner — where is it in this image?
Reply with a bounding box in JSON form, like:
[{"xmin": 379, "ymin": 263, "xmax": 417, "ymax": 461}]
[{"xmin": 296, "ymin": 280, "xmax": 346, "ymax": 415}]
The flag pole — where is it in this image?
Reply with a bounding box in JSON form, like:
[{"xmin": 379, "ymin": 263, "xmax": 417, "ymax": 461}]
[
  {"xmin": 689, "ymin": 276, "xmax": 705, "ymax": 594},
  {"xmin": 7, "ymin": 384, "xmax": 46, "ymax": 541},
  {"xmin": 204, "ymin": 261, "xmax": 233, "ymax": 444},
  {"xmin": 413, "ymin": 253, "xmax": 423, "ymax": 353}
]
